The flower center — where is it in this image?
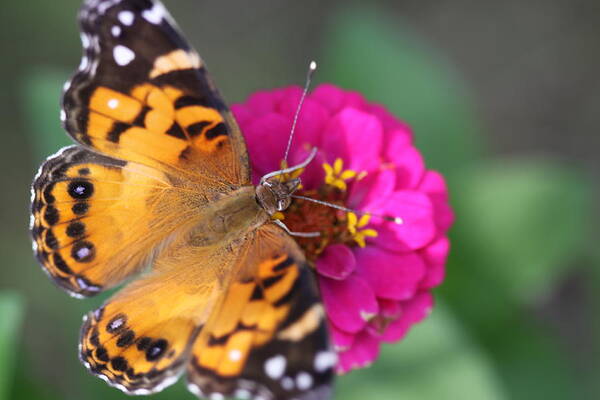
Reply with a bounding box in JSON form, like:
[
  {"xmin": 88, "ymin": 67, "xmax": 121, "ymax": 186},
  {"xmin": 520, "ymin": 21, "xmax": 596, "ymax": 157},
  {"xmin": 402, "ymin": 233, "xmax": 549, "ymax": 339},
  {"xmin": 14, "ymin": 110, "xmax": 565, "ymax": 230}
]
[{"xmin": 281, "ymin": 158, "xmax": 377, "ymax": 262}]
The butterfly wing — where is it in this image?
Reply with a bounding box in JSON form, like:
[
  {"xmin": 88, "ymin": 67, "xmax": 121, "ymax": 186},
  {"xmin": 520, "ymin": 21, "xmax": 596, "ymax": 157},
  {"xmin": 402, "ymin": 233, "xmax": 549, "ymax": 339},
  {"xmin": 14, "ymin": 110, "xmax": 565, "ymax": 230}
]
[
  {"xmin": 30, "ymin": 145, "xmax": 206, "ymax": 297},
  {"xmin": 187, "ymin": 223, "xmax": 336, "ymax": 400},
  {"xmin": 64, "ymin": 0, "xmax": 250, "ymax": 184},
  {"xmin": 80, "ymin": 259, "xmax": 219, "ymax": 394}
]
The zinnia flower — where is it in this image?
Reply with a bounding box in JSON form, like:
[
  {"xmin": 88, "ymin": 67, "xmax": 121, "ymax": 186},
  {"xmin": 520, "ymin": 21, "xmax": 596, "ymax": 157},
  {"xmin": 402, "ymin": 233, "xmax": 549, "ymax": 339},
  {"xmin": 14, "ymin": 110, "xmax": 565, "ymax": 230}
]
[{"xmin": 232, "ymin": 84, "xmax": 454, "ymax": 374}]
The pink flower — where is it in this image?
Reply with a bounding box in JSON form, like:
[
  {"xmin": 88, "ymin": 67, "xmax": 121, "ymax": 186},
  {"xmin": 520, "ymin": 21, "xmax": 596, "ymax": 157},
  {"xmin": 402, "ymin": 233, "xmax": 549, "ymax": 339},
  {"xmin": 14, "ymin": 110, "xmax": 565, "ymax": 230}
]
[{"xmin": 232, "ymin": 84, "xmax": 454, "ymax": 374}]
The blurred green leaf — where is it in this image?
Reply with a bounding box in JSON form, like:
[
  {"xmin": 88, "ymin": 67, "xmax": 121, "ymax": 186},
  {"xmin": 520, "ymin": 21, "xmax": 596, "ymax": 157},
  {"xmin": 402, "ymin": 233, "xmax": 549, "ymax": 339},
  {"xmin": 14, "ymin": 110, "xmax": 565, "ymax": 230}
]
[
  {"xmin": 440, "ymin": 157, "xmax": 591, "ymax": 399},
  {"xmin": 0, "ymin": 292, "xmax": 24, "ymax": 400},
  {"xmin": 336, "ymin": 304, "xmax": 506, "ymax": 400},
  {"xmin": 447, "ymin": 158, "xmax": 591, "ymax": 308},
  {"xmin": 21, "ymin": 68, "xmax": 72, "ymax": 163},
  {"xmin": 319, "ymin": 4, "xmax": 484, "ymax": 174}
]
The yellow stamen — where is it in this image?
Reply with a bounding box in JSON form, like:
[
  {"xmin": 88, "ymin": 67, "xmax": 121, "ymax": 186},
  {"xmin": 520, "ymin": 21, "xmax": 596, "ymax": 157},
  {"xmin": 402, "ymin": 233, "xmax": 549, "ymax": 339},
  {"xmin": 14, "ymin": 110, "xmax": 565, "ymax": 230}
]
[
  {"xmin": 322, "ymin": 158, "xmax": 362, "ymax": 191},
  {"xmin": 347, "ymin": 212, "xmax": 358, "ymax": 235},
  {"xmin": 347, "ymin": 212, "xmax": 378, "ymax": 247},
  {"xmin": 275, "ymin": 160, "xmax": 304, "ymax": 188},
  {"xmin": 272, "ymin": 212, "xmax": 285, "ymax": 220}
]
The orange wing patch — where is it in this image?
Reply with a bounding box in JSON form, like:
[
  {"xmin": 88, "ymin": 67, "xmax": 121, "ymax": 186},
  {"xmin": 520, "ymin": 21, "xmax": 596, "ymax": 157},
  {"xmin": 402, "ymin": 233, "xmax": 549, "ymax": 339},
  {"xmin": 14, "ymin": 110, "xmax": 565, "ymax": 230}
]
[
  {"xmin": 82, "ymin": 83, "xmax": 228, "ymax": 171},
  {"xmin": 150, "ymin": 49, "xmax": 202, "ymax": 79}
]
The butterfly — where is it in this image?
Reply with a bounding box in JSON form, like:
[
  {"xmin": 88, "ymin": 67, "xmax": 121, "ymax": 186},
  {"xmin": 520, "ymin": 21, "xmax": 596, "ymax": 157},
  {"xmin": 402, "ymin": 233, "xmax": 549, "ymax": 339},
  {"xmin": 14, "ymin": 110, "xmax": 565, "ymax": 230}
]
[{"xmin": 29, "ymin": 0, "xmax": 336, "ymax": 398}]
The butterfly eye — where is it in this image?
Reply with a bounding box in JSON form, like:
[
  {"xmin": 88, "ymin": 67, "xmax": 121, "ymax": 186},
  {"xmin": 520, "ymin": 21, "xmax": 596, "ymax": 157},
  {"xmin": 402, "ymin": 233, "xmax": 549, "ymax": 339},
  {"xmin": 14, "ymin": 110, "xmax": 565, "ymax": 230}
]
[{"xmin": 277, "ymin": 198, "xmax": 291, "ymax": 211}]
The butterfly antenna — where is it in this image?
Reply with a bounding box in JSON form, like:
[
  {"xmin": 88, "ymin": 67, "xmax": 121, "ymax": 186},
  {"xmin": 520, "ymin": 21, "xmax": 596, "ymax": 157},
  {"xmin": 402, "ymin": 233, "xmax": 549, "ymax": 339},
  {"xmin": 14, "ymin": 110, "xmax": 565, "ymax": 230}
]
[
  {"xmin": 261, "ymin": 147, "xmax": 318, "ymax": 184},
  {"xmin": 283, "ymin": 61, "xmax": 317, "ymax": 163},
  {"xmin": 291, "ymin": 194, "xmax": 404, "ymax": 224}
]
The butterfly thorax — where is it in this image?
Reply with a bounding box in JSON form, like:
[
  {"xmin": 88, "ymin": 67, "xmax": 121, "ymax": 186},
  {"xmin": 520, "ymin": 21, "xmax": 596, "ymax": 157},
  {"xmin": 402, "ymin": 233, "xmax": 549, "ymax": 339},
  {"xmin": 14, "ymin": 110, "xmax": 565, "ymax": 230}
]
[
  {"xmin": 190, "ymin": 186, "xmax": 268, "ymax": 247},
  {"xmin": 187, "ymin": 177, "xmax": 299, "ymax": 248}
]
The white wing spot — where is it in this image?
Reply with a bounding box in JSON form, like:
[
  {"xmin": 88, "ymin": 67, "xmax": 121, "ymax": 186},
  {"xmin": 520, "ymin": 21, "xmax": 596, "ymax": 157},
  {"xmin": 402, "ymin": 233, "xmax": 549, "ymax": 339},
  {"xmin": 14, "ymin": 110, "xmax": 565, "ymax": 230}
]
[
  {"xmin": 63, "ymin": 80, "xmax": 71, "ymax": 92},
  {"xmin": 109, "ymin": 317, "xmax": 124, "ymax": 331},
  {"xmin": 111, "ymin": 25, "xmax": 121, "ymax": 37},
  {"xmin": 281, "ymin": 376, "xmax": 294, "ymax": 391},
  {"xmin": 264, "ymin": 355, "xmax": 286, "ymax": 380},
  {"xmin": 107, "ymin": 99, "xmax": 119, "ymax": 109},
  {"xmin": 60, "ymin": 110, "xmax": 66, "ymax": 122},
  {"xmin": 314, "ymin": 351, "xmax": 338, "ymax": 372},
  {"xmin": 296, "ymin": 372, "xmax": 313, "ymax": 390},
  {"xmin": 79, "ymin": 55, "xmax": 89, "ymax": 71},
  {"xmin": 228, "ymin": 349, "xmax": 242, "ymax": 361},
  {"xmin": 80, "ymin": 33, "xmax": 90, "ymax": 48},
  {"xmin": 142, "ymin": 2, "xmax": 165, "ymax": 24},
  {"xmin": 234, "ymin": 389, "xmax": 251, "ymax": 399},
  {"xmin": 118, "ymin": 10, "xmax": 135, "ymax": 26},
  {"xmin": 209, "ymin": 393, "xmax": 225, "ymax": 400},
  {"xmin": 187, "ymin": 383, "xmax": 202, "ymax": 396},
  {"xmin": 113, "ymin": 45, "xmax": 135, "ymax": 66}
]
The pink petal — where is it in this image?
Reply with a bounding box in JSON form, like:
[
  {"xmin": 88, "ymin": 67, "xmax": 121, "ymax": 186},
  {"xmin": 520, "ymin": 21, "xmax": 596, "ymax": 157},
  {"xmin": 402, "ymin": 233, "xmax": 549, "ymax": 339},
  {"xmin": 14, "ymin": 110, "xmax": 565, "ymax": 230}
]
[
  {"xmin": 310, "ymin": 84, "xmax": 347, "ymax": 114},
  {"xmin": 419, "ymin": 236, "xmax": 450, "ymax": 289},
  {"xmin": 319, "ymin": 274, "xmax": 378, "ymax": 333},
  {"xmin": 231, "ymin": 104, "xmax": 252, "ymax": 128},
  {"xmin": 288, "ymin": 99, "xmax": 329, "ymax": 150},
  {"xmin": 286, "ymin": 147, "xmax": 326, "ymax": 190},
  {"xmin": 244, "ymin": 113, "xmax": 290, "ymax": 176},
  {"xmin": 354, "ymin": 246, "xmax": 426, "ymax": 301},
  {"xmin": 347, "ymin": 167, "xmax": 396, "ymax": 210},
  {"xmin": 369, "ymin": 191, "xmax": 436, "ymax": 252},
  {"xmin": 245, "ymin": 90, "xmax": 280, "ymax": 115},
  {"xmin": 418, "ymin": 170, "xmax": 449, "ymax": 202},
  {"xmin": 316, "ymin": 244, "xmax": 356, "ymax": 280},
  {"xmin": 378, "ymin": 298, "xmax": 402, "ymax": 318},
  {"xmin": 368, "ymin": 103, "xmax": 413, "ymax": 141},
  {"xmin": 275, "ymin": 86, "xmax": 303, "ymax": 115},
  {"xmin": 392, "ymin": 146, "xmax": 426, "ymax": 190},
  {"xmin": 383, "ymin": 128, "xmax": 412, "ymax": 161},
  {"xmin": 337, "ymin": 331, "xmax": 381, "ymax": 374},
  {"xmin": 330, "ymin": 324, "xmax": 355, "ymax": 351},
  {"xmin": 433, "ymin": 199, "xmax": 455, "ymax": 233},
  {"xmin": 342, "ymin": 91, "xmax": 368, "ymax": 110},
  {"xmin": 381, "ymin": 292, "xmax": 434, "ymax": 343},
  {"xmin": 321, "ymin": 108, "xmax": 383, "ymax": 173}
]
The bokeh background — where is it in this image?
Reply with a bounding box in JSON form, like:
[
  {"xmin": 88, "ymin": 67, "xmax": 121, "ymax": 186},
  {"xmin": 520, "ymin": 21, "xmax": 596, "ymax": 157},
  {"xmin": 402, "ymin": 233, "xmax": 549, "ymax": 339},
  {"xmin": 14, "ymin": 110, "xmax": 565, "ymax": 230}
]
[{"xmin": 1, "ymin": 0, "xmax": 598, "ymax": 399}]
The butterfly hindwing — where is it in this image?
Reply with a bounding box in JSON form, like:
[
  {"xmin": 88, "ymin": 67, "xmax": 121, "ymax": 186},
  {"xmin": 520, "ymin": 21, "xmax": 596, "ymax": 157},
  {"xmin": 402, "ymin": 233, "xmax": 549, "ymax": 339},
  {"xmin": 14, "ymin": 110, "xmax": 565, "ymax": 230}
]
[
  {"xmin": 187, "ymin": 223, "xmax": 336, "ymax": 400},
  {"xmin": 64, "ymin": 0, "xmax": 250, "ymax": 184},
  {"xmin": 79, "ymin": 265, "xmax": 219, "ymax": 394}
]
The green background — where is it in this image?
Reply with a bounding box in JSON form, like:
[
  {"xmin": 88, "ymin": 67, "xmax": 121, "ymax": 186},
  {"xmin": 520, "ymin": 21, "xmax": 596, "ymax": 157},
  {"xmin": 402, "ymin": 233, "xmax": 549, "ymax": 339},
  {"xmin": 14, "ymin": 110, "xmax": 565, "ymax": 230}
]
[{"xmin": 1, "ymin": 1, "xmax": 598, "ymax": 399}]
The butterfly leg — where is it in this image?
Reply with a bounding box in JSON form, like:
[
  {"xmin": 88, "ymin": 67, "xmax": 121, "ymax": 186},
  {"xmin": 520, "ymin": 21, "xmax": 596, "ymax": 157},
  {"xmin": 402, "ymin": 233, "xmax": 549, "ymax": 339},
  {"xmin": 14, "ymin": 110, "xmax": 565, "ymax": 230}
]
[{"xmin": 273, "ymin": 219, "xmax": 320, "ymax": 238}]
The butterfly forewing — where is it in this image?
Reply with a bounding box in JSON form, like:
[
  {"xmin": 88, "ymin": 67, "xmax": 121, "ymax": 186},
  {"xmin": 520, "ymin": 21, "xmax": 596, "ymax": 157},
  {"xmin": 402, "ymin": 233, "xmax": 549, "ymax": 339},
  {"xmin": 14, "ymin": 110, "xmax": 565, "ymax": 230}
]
[
  {"xmin": 64, "ymin": 0, "xmax": 250, "ymax": 185},
  {"xmin": 30, "ymin": 145, "xmax": 194, "ymax": 297}
]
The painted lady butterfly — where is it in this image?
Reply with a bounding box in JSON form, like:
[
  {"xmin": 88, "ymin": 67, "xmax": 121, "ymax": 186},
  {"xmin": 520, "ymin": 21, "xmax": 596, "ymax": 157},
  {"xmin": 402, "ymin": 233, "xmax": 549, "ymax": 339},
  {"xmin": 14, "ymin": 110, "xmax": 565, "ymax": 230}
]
[{"xmin": 30, "ymin": 0, "xmax": 335, "ymax": 398}]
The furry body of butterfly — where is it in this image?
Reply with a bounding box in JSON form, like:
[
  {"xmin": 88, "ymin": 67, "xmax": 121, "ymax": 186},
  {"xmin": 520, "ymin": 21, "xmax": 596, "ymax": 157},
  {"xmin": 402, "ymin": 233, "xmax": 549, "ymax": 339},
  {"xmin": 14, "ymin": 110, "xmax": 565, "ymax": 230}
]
[{"xmin": 30, "ymin": 0, "xmax": 335, "ymax": 399}]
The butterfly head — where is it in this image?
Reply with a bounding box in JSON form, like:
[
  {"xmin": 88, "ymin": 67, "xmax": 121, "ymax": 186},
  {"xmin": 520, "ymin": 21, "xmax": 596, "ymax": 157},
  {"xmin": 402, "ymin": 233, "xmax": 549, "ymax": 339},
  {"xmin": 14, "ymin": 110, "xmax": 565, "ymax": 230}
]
[
  {"xmin": 256, "ymin": 147, "xmax": 318, "ymax": 216},
  {"xmin": 256, "ymin": 177, "xmax": 301, "ymax": 215}
]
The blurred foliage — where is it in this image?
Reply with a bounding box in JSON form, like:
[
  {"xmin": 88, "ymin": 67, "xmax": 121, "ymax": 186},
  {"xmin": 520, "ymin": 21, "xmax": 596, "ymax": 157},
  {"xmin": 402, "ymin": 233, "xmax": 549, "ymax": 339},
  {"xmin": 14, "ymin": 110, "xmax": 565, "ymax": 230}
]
[
  {"xmin": 2, "ymin": 1, "xmax": 597, "ymax": 400},
  {"xmin": 319, "ymin": 5, "xmax": 484, "ymax": 175},
  {"xmin": 0, "ymin": 292, "xmax": 24, "ymax": 400},
  {"xmin": 337, "ymin": 304, "xmax": 507, "ymax": 400},
  {"xmin": 21, "ymin": 69, "xmax": 73, "ymax": 163}
]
